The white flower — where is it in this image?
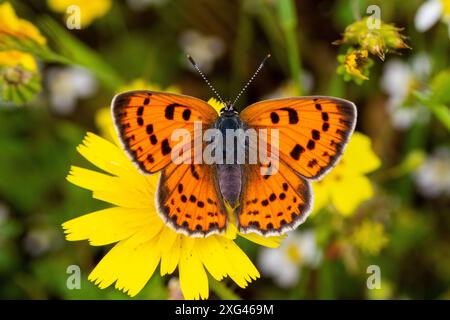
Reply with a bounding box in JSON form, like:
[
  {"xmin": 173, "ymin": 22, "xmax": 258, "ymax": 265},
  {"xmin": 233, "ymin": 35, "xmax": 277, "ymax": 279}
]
[
  {"xmin": 22, "ymin": 228, "xmax": 55, "ymax": 256},
  {"xmin": 415, "ymin": 147, "xmax": 450, "ymax": 198},
  {"xmin": 179, "ymin": 30, "xmax": 225, "ymax": 73},
  {"xmin": 258, "ymin": 231, "xmax": 321, "ymax": 288},
  {"xmin": 380, "ymin": 54, "xmax": 431, "ymax": 130},
  {"xmin": 46, "ymin": 67, "xmax": 97, "ymax": 115},
  {"xmin": 415, "ymin": 0, "xmax": 450, "ymax": 37}
]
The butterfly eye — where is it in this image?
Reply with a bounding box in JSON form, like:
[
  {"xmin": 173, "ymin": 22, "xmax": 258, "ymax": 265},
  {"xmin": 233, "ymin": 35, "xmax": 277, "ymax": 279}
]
[{"xmin": 219, "ymin": 107, "xmax": 226, "ymax": 114}]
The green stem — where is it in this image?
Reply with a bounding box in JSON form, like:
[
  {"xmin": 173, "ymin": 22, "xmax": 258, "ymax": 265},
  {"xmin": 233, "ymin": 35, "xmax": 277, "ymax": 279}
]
[
  {"xmin": 277, "ymin": 0, "xmax": 302, "ymax": 95},
  {"xmin": 208, "ymin": 276, "xmax": 240, "ymax": 300}
]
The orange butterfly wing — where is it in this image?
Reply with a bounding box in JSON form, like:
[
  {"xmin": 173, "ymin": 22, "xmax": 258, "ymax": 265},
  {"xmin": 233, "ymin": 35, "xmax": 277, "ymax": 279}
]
[
  {"xmin": 112, "ymin": 90, "xmax": 225, "ymax": 236},
  {"xmin": 157, "ymin": 162, "xmax": 227, "ymax": 237},
  {"xmin": 240, "ymin": 96, "xmax": 356, "ymax": 180},
  {"xmin": 112, "ymin": 90, "xmax": 218, "ymax": 174},
  {"xmin": 237, "ymin": 96, "xmax": 356, "ymax": 235},
  {"xmin": 238, "ymin": 161, "xmax": 312, "ymax": 236}
]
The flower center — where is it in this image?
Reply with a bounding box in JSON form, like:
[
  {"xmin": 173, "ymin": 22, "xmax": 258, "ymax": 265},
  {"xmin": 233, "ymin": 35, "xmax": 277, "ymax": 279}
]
[{"xmin": 286, "ymin": 244, "xmax": 302, "ymax": 264}]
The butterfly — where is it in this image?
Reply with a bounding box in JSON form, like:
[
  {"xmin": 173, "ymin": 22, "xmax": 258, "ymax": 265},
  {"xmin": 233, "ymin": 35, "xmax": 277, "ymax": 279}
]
[{"xmin": 111, "ymin": 56, "xmax": 356, "ymax": 237}]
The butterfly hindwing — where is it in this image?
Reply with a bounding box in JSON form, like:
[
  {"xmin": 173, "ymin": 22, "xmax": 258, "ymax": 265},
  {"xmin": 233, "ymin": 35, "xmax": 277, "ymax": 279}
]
[
  {"xmin": 157, "ymin": 162, "xmax": 227, "ymax": 237},
  {"xmin": 112, "ymin": 90, "xmax": 218, "ymax": 174},
  {"xmin": 240, "ymin": 96, "xmax": 356, "ymax": 180},
  {"xmin": 237, "ymin": 161, "xmax": 312, "ymax": 236}
]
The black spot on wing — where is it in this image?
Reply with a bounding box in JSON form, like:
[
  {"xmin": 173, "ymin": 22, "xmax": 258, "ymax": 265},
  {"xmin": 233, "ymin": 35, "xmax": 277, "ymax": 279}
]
[
  {"xmin": 270, "ymin": 112, "xmax": 280, "ymax": 124},
  {"xmin": 165, "ymin": 104, "xmax": 177, "ymax": 120},
  {"xmin": 150, "ymin": 134, "xmax": 158, "ymax": 145},
  {"xmin": 182, "ymin": 109, "xmax": 191, "ymax": 121},
  {"xmin": 280, "ymin": 107, "xmax": 299, "ymax": 124},
  {"xmin": 161, "ymin": 139, "xmax": 172, "ymax": 155},
  {"xmin": 307, "ymin": 140, "xmax": 315, "ymax": 150},
  {"xmin": 290, "ymin": 144, "xmax": 305, "ymax": 160}
]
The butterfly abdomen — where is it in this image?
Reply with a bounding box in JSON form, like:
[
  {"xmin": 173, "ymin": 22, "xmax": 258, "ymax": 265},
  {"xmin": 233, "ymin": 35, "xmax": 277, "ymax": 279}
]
[
  {"xmin": 215, "ymin": 113, "xmax": 246, "ymax": 208},
  {"xmin": 217, "ymin": 164, "xmax": 242, "ymax": 208}
]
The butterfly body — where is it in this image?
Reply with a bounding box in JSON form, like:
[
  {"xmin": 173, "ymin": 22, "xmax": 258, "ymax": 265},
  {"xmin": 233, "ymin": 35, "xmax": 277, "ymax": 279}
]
[
  {"xmin": 112, "ymin": 91, "xmax": 357, "ymax": 237},
  {"xmin": 213, "ymin": 105, "xmax": 246, "ymax": 208}
]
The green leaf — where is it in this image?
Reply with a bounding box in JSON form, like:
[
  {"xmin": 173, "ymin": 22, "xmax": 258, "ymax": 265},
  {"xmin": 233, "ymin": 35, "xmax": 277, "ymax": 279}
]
[{"xmin": 430, "ymin": 69, "xmax": 450, "ymax": 105}]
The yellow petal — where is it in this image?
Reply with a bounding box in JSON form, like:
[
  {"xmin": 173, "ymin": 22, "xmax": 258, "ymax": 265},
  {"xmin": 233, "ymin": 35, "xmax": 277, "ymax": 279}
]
[
  {"xmin": 62, "ymin": 207, "xmax": 162, "ymax": 246},
  {"xmin": 216, "ymin": 237, "xmax": 260, "ymax": 288},
  {"xmin": 89, "ymin": 235, "xmax": 160, "ymax": 297},
  {"xmin": 159, "ymin": 230, "xmax": 182, "ymax": 276},
  {"xmin": 195, "ymin": 237, "xmax": 229, "ymax": 281},
  {"xmin": 331, "ymin": 175, "xmax": 374, "ymax": 215},
  {"xmin": 77, "ymin": 132, "xmax": 138, "ymax": 177},
  {"xmin": 47, "ymin": 0, "xmax": 112, "ymax": 28},
  {"xmin": 0, "ymin": 51, "xmax": 37, "ymax": 71},
  {"xmin": 178, "ymin": 237, "xmax": 209, "ymax": 300},
  {"xmin": 207, "ymin": 97, "xmax": 224, "ymax": 115},
  {"xmin": 67, "ymin": 166, "xmax": 155, "ymax": 209},
  {"xmin": 239, "ymin": 233, "xmax": 284, "ymax": 248},
  {"xmin": 96, "ymin": 107, "xmax": 121, "ymax": 145},
  {"xmin": 311, "ymin": 180, "xmax": 333, "ymax": 213},
  {"xmin": 341, "ymin": 132, "xmax": 381, "ymax": 174},
  {"xmin": 0, "ymin": 2, "xmax": 46, "ymax": 45}
]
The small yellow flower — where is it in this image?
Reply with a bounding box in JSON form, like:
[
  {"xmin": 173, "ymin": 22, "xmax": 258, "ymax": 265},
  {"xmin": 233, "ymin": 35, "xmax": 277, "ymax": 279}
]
[
  {"xmin": 47, "ymin": 0, "xmax": 112, "ymax": 28},
  {"xmin": 0, "ymin": 50, "xmax": 37, "ymax": 71},
  {"xmin": 0, "ymin": 2, "xmax": 46, "ymax": 45},
  {"xmin": 65, "ymin": 82, "xmax": 283, "ymax": 299},
  {"xmin": 313, "ymin": 132, "xmax": 381, "ymax": 216},
  {"xmin": 337, "ymin": 49, "xmax": 372, "ymax": 83},
  {"xmin": 350, "ymin": 221, "xmax": 389, "ymax": 255}
]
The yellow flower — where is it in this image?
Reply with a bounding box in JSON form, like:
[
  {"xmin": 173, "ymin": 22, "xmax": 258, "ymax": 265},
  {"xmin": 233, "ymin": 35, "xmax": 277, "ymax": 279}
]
[
  {"xmin": 0, "ymin": 50, "xmax": 37, "ymax": 71},
  {"xmin": 0, "ymin": 2, "xmax": 46, "ymax": 45},
  {"xmin": 344, "ymin": 49, "xmax": 370, "ymax": 81},
  {"xmin": 65, "ymin": 84, "xmax": 282, "ymax": 299},
  {"xmin": 350, "ymin": 221, "xmax": 389, "ymax": 255},
  {"xmin": 444, "ymin": 0, "xmax": 450, "ymax": 18},
  {"xmin": 47, "ymin": 0, "xmax": 112, "ymax": 28},
  {"xmin": 337, "ymin": 49, "xmax": 373, "ymax": 84},
  {"xmin": 313, "ymin": 132, "xmax": 381, "ymax": 216},
  {"xmin": 0, "ymin": 2, "xmax": 46, "ymax": 76}
]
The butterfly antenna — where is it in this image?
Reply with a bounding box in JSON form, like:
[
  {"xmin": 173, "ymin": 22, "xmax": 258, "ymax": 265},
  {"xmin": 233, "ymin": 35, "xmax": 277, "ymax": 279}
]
[
  {"xmin": 232, "ymin": 53, "xmax": 271, "ymax": 106},
  {"xmin": 187, "ymin": 54, "xmax": 225, "ymax": 104}
]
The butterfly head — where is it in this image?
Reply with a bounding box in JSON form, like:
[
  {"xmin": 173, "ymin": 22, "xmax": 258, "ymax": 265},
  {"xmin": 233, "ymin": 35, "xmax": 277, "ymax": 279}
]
[{"xmin": 220, "ymin": 101, "xmax": 238, "ymax": 116}]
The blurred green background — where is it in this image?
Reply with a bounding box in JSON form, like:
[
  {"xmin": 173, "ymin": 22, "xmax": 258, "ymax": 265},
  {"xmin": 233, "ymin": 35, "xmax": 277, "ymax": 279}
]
[{"xmin": 0, "ymin": 0, "xmax": 449, "ymax": 299}]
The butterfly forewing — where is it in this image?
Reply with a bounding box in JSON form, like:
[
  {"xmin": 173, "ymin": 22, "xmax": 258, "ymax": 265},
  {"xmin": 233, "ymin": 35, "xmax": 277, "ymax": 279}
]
[
  {"xmin": 240, "ymin": 97, "xmax": 356, "ymax": 180},
  {"xmin": 112, "ymin": 90, "xmax": 218, "ymax": 174}
]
